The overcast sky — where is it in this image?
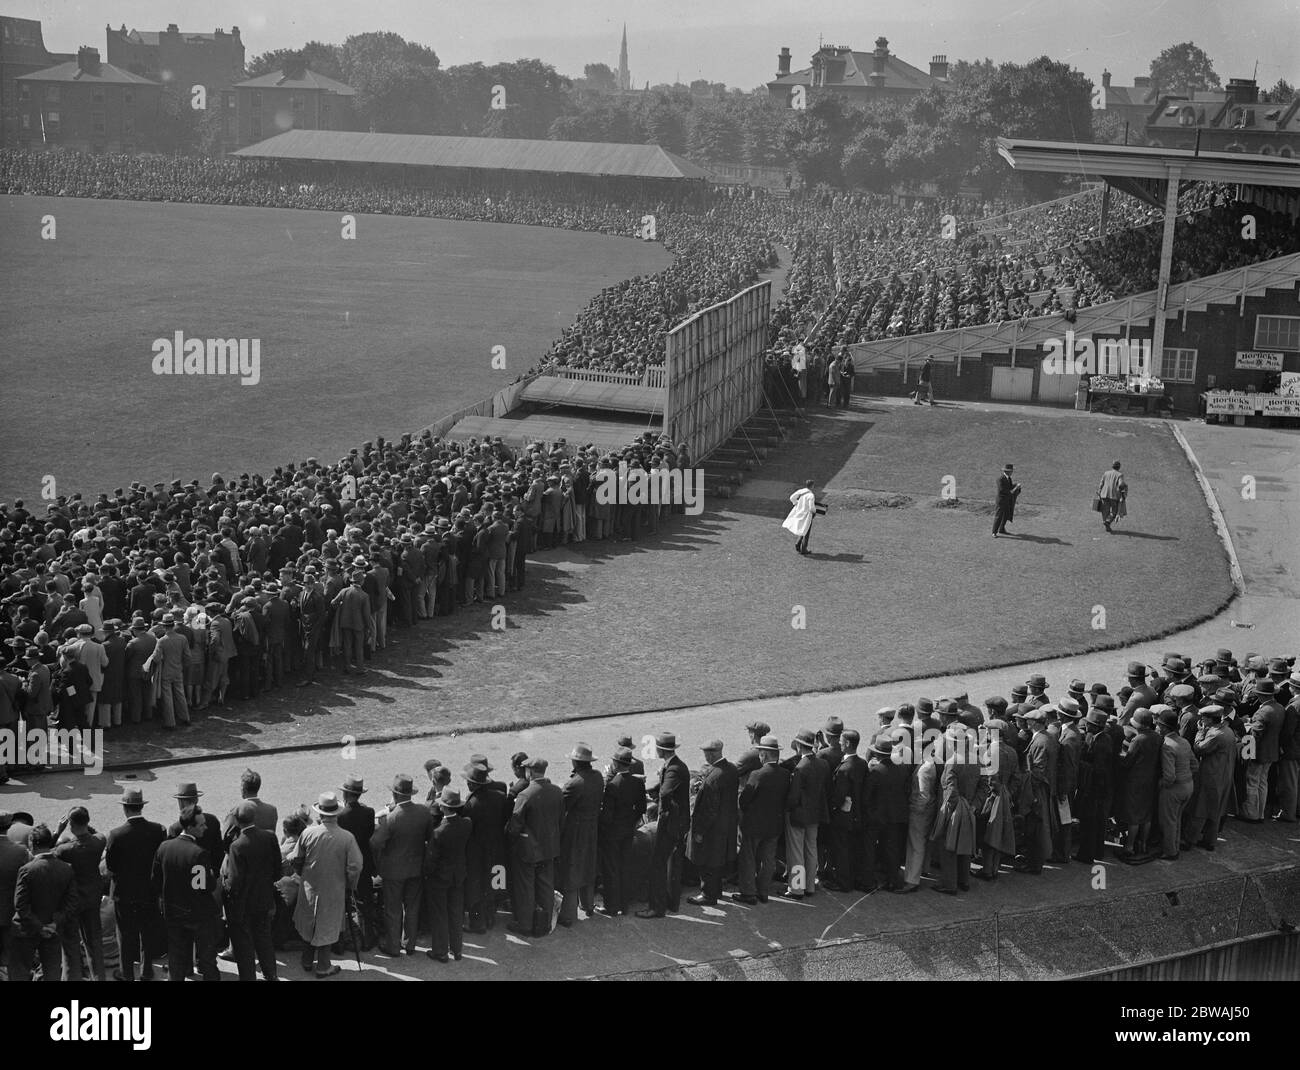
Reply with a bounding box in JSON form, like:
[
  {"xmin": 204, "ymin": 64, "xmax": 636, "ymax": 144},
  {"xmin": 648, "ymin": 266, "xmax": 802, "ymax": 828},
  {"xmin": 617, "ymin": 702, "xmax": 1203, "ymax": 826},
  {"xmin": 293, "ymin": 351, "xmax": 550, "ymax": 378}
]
[{"xmin": 14, "ymin": 0, "xmax": 1299, "ymax": 91}]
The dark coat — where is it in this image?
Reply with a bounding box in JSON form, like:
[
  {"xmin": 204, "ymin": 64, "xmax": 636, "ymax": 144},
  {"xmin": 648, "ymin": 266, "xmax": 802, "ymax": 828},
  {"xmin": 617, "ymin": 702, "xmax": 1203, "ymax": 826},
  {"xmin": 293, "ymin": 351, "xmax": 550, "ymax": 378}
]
[
  {"xmin": 424, "ymin": 813, "xmax": 472, "ymax": 886},
  {"xmin": 371, "ymin": 801, "xmax": 433, "ymax": 882},
  {"xmin": 104, "ymin": 816, "xmax": 167, "ymax": 903},
  {"xmin": 222, "ymin": 825, "xmax": 281, "ymax": 919},
  {"xmin": 463, "ymin": 783, "xmax": 509, "ymax": 874},
  {"xmin": 152, "ymin": 834, "xmax": 219, "ymax": 921},
  {"xmin": 168, "ymin": 812, "xmax": 225, "ymax": 864},
  {"xmin": 599, "ymin": 770, "xmax": 646, "ymax": 840},
  {"xmin": 1118, "ymin": 729, "xmax": 1161, "ymax": 825},
  {"xmin": 338, "ymin": 801, "xmax": 377, "ymax": 883},
  {"xmin": 559, "ymin": 766, "xmax": 603, "ymax": 888},
  {"xmin": 863, "ymin": 757, "xmax": 910, "ymax": 825},
  {"xmin": 13, "ymin": 853, "xmax": 77, "ymax": 935},
  {"xmin": 830, "ymin": 753, "xmax": 870, "ymax": 829},
  {"xmin": 657, "ymin": 754, "xmax": 692, "ymax": 839},
  {"xmin": 508, "ymin": 778, "xmax": 564, "ymax": 863},
  {"xmin": 787, "ymin": 752, "xmax": 831, "ymax": 827},
  {"xmin": 739, "ymin": 761, "xmax": 792, "ymax": 839},
  {"xmin": 687, "ymin": 758, "xmax": 740, "ymax": 868}
]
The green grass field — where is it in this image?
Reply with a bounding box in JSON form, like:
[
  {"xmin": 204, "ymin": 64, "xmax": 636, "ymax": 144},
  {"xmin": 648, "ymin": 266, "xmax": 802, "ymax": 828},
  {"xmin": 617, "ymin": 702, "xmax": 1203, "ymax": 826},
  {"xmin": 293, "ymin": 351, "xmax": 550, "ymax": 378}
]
[{"xmin": 0, "ymin": 195, "xmax": 669, "ymax": 503}]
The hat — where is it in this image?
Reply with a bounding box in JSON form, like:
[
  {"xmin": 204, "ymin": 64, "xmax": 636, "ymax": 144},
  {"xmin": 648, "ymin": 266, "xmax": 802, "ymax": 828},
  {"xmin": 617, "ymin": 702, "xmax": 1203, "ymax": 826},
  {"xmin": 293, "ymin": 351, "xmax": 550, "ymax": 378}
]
[
  {"xmin": 391, "ymin": 774, "xmax": 416, "ymax": 798},
  {"xmin": 1166, "ymin": 658, "xmax": 1189, "ymax": 676},
  {"xmin": 1126, "ymin": 661, "xmax": 1147, "ymax": 677},
  {"xmin": 1157, "ymin": 710, "xmax": 1180, "ymax": 730},
  {"xmin": 655, "ymin": 732, "xmax": 678, "ymax": 752},
  {"xmin": 1023, "ymin": 708, "xmax": 1047, "ymax": 723},
  {"xmin": 1214, "ymin": 648, "xmax": 1236, "ymax": 665},
  {"xmin": 1002, "ymin": 463, "xmax": 1014, "ymax": 472},
  {"xmin": 936, "ymin": 699, "xmax": 960, "ymax": 717},
  {"xmin": 173, "ymin": 782, "xmax": 203, "ymax": 799},
  {"xmin": 1268, "ymin": 657, "xmax": 1289, "ymax": 676},
  {"xmin": 313, "ymin": 792, "xmax": 342, "ymax": 816},
  {"xmin": 915, "ymin": 698, "xmax": 934, "ymax": 714},
  {"xmin": 1089, "ymin": 682, "xmax": 1109, "ymax": 696},
  {"xmin": 1085, "ymin": 710, "xmax": 1108, "ymax": 729},
  {"xmin": 120, "ymin": 786, "xmax": 147, "ymax": 806},
  {"xmin": 1167, "ymin": 683, "xmax": 1196, "ymax": 701},
  {"xmin": 339, "ymin": 776, "xmax": 366, "ymax": 795},
  {"xmin": 569, "ymin": 742, "xmax": 597, "ymax": 763},
  {"xmin": 1129, "ymin": 708, "xmax": 1155, "ymax": 730},
  {"xmin": 436, "ymin": 787, "xmax": 464, "ymax": 811},
  {"xmin": 1245, "ymin": 655, "xmax": 1266, "ymax": 672},
  {"xmin": 611, "ymin": 747, "xmax": 634, "ymax": 767},
  {"xmin": 161, "ymin": 612, "xmax": 176, "ymax": 625},
  {"xmin": 1213, "ymin": 687, "xmax": 1238, "ymax": 705},
  {"xmin": 823, "ymin": 716, "xmax": 844, "ymax": 736},
  {"xmin": 1026, "ymin": 673, "xmax": 1047, "ymax": 690},
  {"xmin": 701, "ymin": 738, "xmax": 724, "ymax": 752},
  {"xmin": 792, "ymin": 728, "xmax": 816, "ymax": 749},
  {"xmin": 745, "ymin": 720, "xmax": 771, "ymax": 737},
  {"xmin": 1058, "ymin": 696, "xmax": 1082, "ymax": 718},
  {"xmin": 984, "ymin": 696, "xmax": 1008, "ymax": 711},
  {"xmin": 1093, "ymin": 694, "xmax": 1116, "ymax": 712},
  {"xmin": 1199, "ymin": 704, "xmax": 1226, "ymax": 721},
  {"xmin": 524, "ymin": 756, "xmax": 549, "ymax": 774},
  {"xmin": 756, "ymin": 735, "xmax": 780, "ymax": 753},
  {"xmin": 1254, "ymin": 680, "xmax": 1276, "ymax": 696}
]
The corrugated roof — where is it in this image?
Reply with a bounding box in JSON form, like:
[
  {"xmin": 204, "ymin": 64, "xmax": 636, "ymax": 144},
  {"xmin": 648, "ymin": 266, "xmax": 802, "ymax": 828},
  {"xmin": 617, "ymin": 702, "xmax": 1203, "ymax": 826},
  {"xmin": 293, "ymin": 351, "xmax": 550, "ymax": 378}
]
[
  {"xmin": 18, "ymin": 60, "xmax": 158, "ymax": 85},
  {"xmin": 235, "ymin": 68, "xmax": 357, "ymax": 94},
  {"xmin": 232, "ymin": 129, "xmax": 711, "ymax": 180}
]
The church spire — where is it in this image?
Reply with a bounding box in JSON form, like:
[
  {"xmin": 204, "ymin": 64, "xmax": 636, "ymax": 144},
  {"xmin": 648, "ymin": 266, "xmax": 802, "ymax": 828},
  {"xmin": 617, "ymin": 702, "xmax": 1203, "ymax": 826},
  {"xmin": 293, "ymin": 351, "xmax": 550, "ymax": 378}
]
[{"xmin": 618, "ymin": 23, "xmax": 630, "ymax": 90}]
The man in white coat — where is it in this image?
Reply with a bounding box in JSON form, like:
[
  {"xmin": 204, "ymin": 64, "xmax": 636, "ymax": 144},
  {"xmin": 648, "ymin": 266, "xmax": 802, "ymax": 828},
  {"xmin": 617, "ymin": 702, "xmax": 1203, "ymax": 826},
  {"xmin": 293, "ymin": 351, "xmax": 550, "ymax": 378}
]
[{"xmin": 782, "ymin": 481, "xmax": 818, "ymax": 556}]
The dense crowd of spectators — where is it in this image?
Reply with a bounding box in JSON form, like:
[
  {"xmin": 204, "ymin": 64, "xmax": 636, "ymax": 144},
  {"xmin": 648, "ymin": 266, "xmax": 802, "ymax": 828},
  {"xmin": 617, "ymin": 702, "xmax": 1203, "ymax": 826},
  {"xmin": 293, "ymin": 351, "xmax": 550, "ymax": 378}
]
[
  {"xmin": 1, "ymin": 648, "xmax": 1294, "ymax": 979},
  {"xmin": 0, "ymin": 429, "xmax": 692, "ymax": 753}
]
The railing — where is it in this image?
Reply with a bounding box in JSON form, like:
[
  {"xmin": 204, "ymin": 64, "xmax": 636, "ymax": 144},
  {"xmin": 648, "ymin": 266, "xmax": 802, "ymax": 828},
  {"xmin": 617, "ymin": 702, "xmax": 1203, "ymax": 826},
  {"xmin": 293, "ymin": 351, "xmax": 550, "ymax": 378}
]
[
  {"xmin": 848, "ymin": 252, "xmax": 1300, "ymax": 371},
  {"xmin": 550, "ymin": 365, "xmax": 667, "ymax": 389}
]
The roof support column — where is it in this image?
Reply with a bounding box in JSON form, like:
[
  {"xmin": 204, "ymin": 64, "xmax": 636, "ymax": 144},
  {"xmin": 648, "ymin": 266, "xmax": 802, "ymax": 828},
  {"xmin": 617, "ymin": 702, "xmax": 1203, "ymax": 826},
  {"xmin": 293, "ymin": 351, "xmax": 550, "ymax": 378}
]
[
  {"xmin": 1099, "ymin": 183, "xmax": 1111, "ymax": 238},
  {"xmin": 1151, "ymin": 166, "xmax": 1182, "ymax": 373}
]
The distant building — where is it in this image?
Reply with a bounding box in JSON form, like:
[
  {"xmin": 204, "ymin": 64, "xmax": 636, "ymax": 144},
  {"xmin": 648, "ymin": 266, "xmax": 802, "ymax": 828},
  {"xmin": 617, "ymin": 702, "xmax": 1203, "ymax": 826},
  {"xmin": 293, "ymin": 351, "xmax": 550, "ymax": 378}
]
[
  {"xmin": 1145, "ymin": 78, "xmax": 1300, "ymax": 157},
  {"xmin": 1097, "ymin": 70, "xmax": 1227, "ymax": 140},
  {"xmin": 0, "ymin": 16, "xmax": 74, "ymax": 147},
  {"xmin": 767, "ymin": 38, "xmax": 945, "ymax": 108},
  {"xmin": 105, "ymin": 22, "xmax": 244, "ymax": 97},
  {"xmin": 13, "ymin": 46, "xmax": 162, "ymax": 153},
  {"xmin": 233, "ymin": 61, "xmax": 358, "ymax": 148},
  {"xmin": 618, "ymin": 23, "xmax": 631, "ymax": 92}
]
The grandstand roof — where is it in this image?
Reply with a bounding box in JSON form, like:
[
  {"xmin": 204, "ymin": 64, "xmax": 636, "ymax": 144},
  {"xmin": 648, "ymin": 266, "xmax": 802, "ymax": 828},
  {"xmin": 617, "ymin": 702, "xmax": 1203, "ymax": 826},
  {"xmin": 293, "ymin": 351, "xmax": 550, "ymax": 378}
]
[
  {"xmin": 231, "ymin": 130, "xmax": 711, "ymax": 180},
  {"xmin": 996, "ymin": 138, "xmax": 1300, "ymax": 187}
]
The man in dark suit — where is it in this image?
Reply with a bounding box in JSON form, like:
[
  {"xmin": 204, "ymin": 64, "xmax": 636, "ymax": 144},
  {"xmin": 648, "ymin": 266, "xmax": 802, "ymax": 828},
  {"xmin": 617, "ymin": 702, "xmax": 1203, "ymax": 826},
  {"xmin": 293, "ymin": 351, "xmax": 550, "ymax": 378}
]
[
  {"xmin": 338, "ymin": 776, "xmax": 377, "ymax": 930},
  {"xmin": 167, "ymin": 783, "xmax": 224, "ymax": 862},
  {"xmin": 462, "ymin": 763, "xmax": 508, "ymax": 932},
  {"xmin": 734, "ymin": 721, "xmax": 771, "ymax": 784},
  {"xmin": 221, "ymin": 800, "xmax": 280, "ymax": 981},
  {"xmin": 784, "ymin": 729, "xmax": 830, "ymax": 898},
  {"xmin": 152, "ymin": 805, "xmax": 220, "ymax": 981},
  {"xmin": 638, "ymin": 732, "xmax": 690, "ymax": 918},
  {"xmin": 826, "ymin": 730, "xmax": 870, "ymax": 892},
  {"xmin": 424, "ymin": 788, "xmax": 472, "ymax": 962},
  {"xmin": 370, "ymin": 774, "xmax": 432, "ymax": 956},
  {"xmin": 10, "ymin": 824, "xmax": 77, "ymax": 981},
  {"xmin": 992, "ymin": 463, "xmax": 1021, "ymax": 537},
  {"xmin": 686, "ymin": 739, "xmax": 740, "ymax": 906},
  {"xmin": 104, "ymin": 786, "xmax": 166, "ymax": 981},
  {"xmin": 51, "ymin": 805, "xmax": 106, "ymax": 980},
  {"xmin": 596, "ymin": 747, "xmax": 646, "ymax": 916},
  {"xmin": 731, "ymin": 736, "xmax": 791, "ymax": 904},
  {"xmin": 558, "ymin": 743, "xmax": 604, "ymax": 927},
  {"xmin": 862, "ymin": 736, "xmax": 910, "ymax": 891},
  {"xmin": 507, "ymin": 756, "xmax": 564, "ymax": 937}
]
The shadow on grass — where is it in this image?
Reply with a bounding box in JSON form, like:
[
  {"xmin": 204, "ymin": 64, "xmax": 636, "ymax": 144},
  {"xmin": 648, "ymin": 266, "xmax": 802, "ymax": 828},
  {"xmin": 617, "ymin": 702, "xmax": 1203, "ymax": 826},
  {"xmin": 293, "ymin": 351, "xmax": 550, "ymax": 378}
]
[
  {"xmin": 1111, "ymin": 529, "xmax": 1180, "ymax": 541},
  {"xmin": 805, "ymin": 552, "xmax": 869, "ymax": 563},
  {"xmin": 999, "ymin": 533, "xmax": 1073, "ymax": 546}
]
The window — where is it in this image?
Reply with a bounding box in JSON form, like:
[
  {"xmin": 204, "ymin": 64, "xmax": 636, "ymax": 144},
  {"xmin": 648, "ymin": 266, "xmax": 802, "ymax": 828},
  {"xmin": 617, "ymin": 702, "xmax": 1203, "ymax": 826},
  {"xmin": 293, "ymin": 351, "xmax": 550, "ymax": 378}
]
[
  {"xmin": 251, "ymin": 116, "xmax": 262, "ymax": 139},
  {"xmin": 124, "ymin": 116, "xmax": 134, "ymax": 135},
  {"xmin": 45, "ymin": 85, "xmax": 60, "ymax": 103},
  {"xmin": 224, "ymin": 91, "xmax": 234, "ymax": 110},
  {"xmin": 18, "ymin": 84, "xmax": 30, "ymax": 102},
  {"xmin": 124, "ymin": 90, "xmax": 133, "ymax": 105},
  {"xmin": 1255, "ymin": 315, "xmax": 1300, "ymax": 351},
  {"xmin": 45, "ymin": 111, "xmax": 60, "ymax": 133},
  {"xmin": 92, "ymin": 87, "xmax": 105, "ymax": 103},
  {"xmin": 20, "ymin": 114, "xmax": 30, "ymax": 129},
  {"xmin": 251, "ymin": 90, "xmax": 262, "ymax": 109},
  {"xmin": 1159, "ymin": 348, "xmax": 1197, "ymax": 382},
  {"xmin": 92, "ymin": 111, "xmax": 105, "ymax": 133}
]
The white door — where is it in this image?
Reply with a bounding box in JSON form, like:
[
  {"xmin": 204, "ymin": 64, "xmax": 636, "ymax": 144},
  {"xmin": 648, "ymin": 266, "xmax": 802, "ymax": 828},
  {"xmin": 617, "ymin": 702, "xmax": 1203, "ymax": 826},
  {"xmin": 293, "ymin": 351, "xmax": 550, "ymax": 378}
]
[
  {"xmin": 1037, "ymin": 371, "xmax": 1081, "ymax": 404},
  {"xmin": 991, "ymin": 366, "xmax": 1034, "ymax": 401}
]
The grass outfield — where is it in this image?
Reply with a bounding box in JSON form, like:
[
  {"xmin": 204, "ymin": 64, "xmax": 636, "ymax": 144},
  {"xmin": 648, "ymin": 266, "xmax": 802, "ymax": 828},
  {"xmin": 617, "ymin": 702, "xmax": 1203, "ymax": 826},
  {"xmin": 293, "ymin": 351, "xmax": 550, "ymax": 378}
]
[
  {"xmin": 96, "ymin": 400, "xmax": 1234, "ymax": 767},
  {"xmin": 0, "ymin": 195, "xmax": 669, "ymax": 503}
]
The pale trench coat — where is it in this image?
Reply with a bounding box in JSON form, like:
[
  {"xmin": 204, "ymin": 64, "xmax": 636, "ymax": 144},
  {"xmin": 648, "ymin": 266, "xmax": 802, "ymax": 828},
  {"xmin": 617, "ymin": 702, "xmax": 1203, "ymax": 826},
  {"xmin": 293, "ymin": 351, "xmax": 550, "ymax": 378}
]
[
  {"xmin": 782, "ymin": 489, "xmax": 816, "ymax": 538},
  {"xmin": 293, "ymin": 817, "xmax": 362, "ymax": 946}
]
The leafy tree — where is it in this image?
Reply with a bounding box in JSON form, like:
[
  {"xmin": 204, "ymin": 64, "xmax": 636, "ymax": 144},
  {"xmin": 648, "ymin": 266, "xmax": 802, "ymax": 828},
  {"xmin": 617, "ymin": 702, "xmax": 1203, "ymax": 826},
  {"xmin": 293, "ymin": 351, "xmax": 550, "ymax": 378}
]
[
  {"xmin": 336, "ymin": 32, "xmax": 442, "ymax": 133},
  {"xmin": 686, "ymin": 100, "xmax": 741, "ymax": 160},
  {"xmin": 1149, "ymin": 42, "xmax": 1221, "ymax": 95},
  {"xmin": 444, "ymin": 59, "xmax": 569, "ymax": 138},
  {"xmin": 245, "ymin": 42, "xmax": 344, "ymax": 80},
  {"xmin": 153, "ymin": 87, "xmax": 202, "ymax": 152},
  {"xmin": 1262, "ymin": 78, "xmax": 1295, "ymax": 104},
  {"xmin": 781, "ymin": 95, "xmax": 860, "ymax": 187},
  {"xmin": 583, "ymin": 63, "xmax": 617, "ymax": 91}
]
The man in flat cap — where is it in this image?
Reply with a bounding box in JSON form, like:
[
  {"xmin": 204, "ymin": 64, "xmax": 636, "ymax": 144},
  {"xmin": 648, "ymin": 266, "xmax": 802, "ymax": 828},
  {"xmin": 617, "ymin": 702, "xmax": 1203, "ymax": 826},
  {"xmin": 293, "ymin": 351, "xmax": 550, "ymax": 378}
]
[
  {"xmin": 507, "ymin": 757, "xmax": 564, "ymax": 937},
  {"xmin": 732, "ymin": 736, "xmax": 790, "ymax": 904},
  {"xmin": 686, "ymin": 740, "xmax": 739, "ymax": 906},
  {"xmin": 784, "ymin": 729, "xmax": 830, "ymax": 898}
]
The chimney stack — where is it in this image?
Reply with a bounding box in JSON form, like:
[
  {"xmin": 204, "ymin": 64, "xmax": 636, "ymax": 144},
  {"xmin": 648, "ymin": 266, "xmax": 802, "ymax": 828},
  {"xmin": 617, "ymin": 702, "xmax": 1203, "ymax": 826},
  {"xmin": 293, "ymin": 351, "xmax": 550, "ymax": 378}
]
[
  {"xmin": 165, "ymin": 23, "xmax": 179, "ymax": 34},
  {"xmin": 777, "ymin": 46, "xmax": 791, "ymax": 77},
  {"xmin": 77, "ymin": 46, "xmax": 102, "ymax": 76},
  {"xmin": 1133, "ymin": 75, "xmax": 1150, "ymax": 88},
  {"xmin": 1102, "ymin": 69, "xmax": 1111, "ymax": 88},
  {"xmin": 1225, "ymin": 77, "xmax": 1258, "ymax": 105},
  {"xmin": 873, "ymin": 36, "xmax": 888, "ymax": 76},
  {"xmin": 930, "ymin": 54, "xmax": 948, "ymax": 80}
]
